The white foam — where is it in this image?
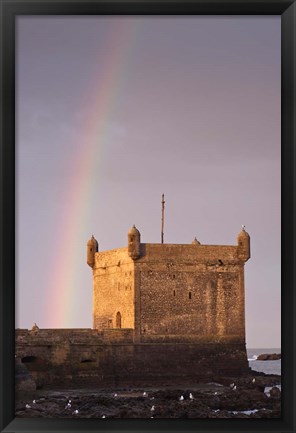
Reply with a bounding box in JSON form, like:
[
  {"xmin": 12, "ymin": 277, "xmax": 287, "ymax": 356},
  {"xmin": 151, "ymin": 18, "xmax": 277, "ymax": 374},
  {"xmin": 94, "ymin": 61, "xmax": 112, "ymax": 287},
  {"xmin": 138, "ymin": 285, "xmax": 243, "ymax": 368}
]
[
  {"xmin": 264, "ymin": 385, "xmax": 281, "ymax": 396},
  {"xmin": 248, "ymin": 354, "xmax": 258, "ymax": 361}
]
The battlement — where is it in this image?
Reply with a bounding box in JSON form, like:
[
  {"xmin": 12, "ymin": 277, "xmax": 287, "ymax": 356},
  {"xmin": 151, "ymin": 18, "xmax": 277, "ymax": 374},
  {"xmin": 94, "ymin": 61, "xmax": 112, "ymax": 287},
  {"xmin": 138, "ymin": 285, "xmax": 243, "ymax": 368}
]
[
  {"xmin": 94, "ymin": 243, "xmax": 243, "ymax": 266},
  {"xmin": 137, "ymin": 243, "xmax": 240, "ymax": 264}
]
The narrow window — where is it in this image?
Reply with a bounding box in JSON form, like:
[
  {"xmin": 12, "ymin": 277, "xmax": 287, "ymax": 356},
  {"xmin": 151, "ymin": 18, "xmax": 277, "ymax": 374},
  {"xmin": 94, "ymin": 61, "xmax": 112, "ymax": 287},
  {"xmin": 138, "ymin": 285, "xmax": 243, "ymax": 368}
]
[
  {"xmin": 189, "ymin": 292, "xmax": 192, "ymax": 299},
  {"xmin": 173, "ymin": 290, "xmax": 176, "ymax": 297},
  {"xmin": 116, "ymin": 312, "xmax": 122, "ymax": 328}
]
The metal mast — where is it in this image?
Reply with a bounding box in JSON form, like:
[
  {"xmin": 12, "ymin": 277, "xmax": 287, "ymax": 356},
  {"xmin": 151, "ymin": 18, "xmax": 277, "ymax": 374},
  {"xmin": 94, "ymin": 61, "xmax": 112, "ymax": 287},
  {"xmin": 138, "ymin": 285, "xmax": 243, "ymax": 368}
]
[{"xmin": 161, "ymin": 193, "xmax": 165, "ymax": 243}]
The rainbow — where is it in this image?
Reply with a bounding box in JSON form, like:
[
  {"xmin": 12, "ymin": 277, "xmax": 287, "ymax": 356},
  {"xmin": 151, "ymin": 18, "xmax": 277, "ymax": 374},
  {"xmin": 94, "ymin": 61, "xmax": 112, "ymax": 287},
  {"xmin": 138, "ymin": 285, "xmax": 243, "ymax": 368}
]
[{"xmin": 45, "ymin": 19, "xmax": 137, "ymax": 327}]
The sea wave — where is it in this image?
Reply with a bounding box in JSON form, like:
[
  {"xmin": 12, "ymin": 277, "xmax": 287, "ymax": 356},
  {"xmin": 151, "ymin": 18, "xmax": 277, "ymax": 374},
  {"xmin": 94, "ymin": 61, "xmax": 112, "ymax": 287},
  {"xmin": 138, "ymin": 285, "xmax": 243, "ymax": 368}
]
[{"xmin": 248, "ymin": 355, "xmax": 258, "ymax": 361}]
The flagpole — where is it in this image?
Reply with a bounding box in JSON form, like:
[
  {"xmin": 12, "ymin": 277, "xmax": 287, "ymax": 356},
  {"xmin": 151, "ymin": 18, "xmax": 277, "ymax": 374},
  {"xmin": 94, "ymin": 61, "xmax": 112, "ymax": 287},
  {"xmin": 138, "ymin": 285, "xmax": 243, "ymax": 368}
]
[{"xmin": 161, "ymin": 194, "xmax": 165, "ymax": 244}]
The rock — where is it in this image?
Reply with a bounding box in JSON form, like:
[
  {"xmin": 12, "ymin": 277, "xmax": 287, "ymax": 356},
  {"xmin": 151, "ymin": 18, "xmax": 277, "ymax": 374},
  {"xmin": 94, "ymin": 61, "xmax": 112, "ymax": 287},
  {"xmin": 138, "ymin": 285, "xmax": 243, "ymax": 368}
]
[
  {"xmin": 14, "ymin": 372, "xmax": 281, "ymax": 419},
  {"xmin": 257, "ymin": 353, "xmax": 281, "ymax": 361},
  {"xmin": 269, "ymin": 387, "xmax": 281, "ymax": 399}
]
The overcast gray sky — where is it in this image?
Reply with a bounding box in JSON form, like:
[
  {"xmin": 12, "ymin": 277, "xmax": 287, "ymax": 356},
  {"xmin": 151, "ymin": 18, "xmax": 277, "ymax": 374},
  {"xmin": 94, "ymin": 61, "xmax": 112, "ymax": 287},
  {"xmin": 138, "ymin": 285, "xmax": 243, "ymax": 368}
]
[{"xmin": 16, "ymin": 16, "xmax": 281, "ymax": 348}]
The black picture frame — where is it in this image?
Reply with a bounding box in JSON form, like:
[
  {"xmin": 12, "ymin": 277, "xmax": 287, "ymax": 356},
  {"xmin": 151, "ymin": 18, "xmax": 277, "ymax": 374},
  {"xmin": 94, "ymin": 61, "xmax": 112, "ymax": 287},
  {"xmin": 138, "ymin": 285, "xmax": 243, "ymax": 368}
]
[{"xmin": 0, "ymin": 1, "xmax": 295, "ymax": 432}]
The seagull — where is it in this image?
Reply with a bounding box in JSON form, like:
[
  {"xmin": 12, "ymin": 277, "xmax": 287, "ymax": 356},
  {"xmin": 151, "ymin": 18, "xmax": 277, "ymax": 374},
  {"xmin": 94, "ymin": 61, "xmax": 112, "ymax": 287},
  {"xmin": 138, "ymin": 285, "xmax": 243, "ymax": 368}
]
[
  {"xmin": 102, "ymin": 415, "xmax": 106, "ymax": 418},
  {"xmin": 151, "ymin": 405, "xmax": 155, "ymax": 412},
  {"xmin": 242, "ymin": 225, "xmax": 246, "ymax": 231},
  {"xmin": 252, "ymin": 378, "xmax": 256, "ymax": 383},
  {"xmin": 229, "ymin": 383, "xmax": 235, "ymax": 388},
  {"xmin": 143, "ymin": 392, "xmax": 147, "ymax": 397},
  {"xmin": 65, "ymin": 403, "xmax": 71, "ymax": 409},
  {"xmin": 189, "ymin": 393, "xmax": 194, "ymax": 400},
  {"xmin": 233, "ymin": 385, "xmax": 237, "ymax": 391},
  {"xmin": 25, "ymin": 404, "xmax": 31, "ymax": 409},
  {"xmin": 32, "ymin": 400, "xmax": 36, "ymax": 404},
  {"xmin": 214, "ymin": 392, "xmax": 218, "ymax": 395},
  {"xmin": 179, "ymin": 395, "xmax": 184, "ymax": 401},
  {"xmin": 113, "ymin": 393, "xmax": 118, "ymax": 397},
  {"xmin": 73, "ymin": 409, "xmax": 79, "ymax": 414}
]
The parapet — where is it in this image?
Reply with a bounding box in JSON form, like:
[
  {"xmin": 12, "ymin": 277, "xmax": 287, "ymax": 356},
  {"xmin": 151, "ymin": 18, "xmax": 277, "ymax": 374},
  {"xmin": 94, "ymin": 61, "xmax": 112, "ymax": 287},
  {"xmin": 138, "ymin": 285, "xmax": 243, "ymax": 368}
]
[{"xmin": 136, "ymin": 243, "xmax": 240, "ymax": 265}]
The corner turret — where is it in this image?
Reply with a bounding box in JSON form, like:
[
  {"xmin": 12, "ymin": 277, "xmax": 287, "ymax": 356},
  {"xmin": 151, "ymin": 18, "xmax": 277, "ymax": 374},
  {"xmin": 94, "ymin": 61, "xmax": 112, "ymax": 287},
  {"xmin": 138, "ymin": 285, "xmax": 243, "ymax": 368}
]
[
  {"xmin": 128, "ymin": 225, "xmax": 141, "ymax": 260},
  {"xmin": 237, "ymin": 226, "xmax": 250, "ymax": 262},
  {"xmin": 87, "ymin": 235, "xmax": 98, "ymax": 268}
]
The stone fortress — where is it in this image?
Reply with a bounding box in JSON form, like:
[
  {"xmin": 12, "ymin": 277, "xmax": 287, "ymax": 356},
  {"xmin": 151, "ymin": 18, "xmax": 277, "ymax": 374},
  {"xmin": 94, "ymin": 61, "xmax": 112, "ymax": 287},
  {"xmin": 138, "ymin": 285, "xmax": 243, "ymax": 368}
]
[{"xmin": 16, "ymin": 225, "xmax": 251, "ymax": 390}]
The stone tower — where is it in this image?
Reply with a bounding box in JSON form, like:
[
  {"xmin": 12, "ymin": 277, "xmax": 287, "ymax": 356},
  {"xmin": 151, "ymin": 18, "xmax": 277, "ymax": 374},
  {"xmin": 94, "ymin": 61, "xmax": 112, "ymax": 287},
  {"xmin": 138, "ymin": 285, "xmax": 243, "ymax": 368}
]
[{"xmin": 87, "ymin": 226, "xmax": 250, "ymax": 347}]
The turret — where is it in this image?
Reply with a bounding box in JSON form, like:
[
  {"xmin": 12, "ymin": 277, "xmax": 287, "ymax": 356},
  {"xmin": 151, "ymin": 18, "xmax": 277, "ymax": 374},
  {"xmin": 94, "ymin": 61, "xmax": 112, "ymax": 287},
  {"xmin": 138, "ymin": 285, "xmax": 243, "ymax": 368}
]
[
  {"xmin": 128, "ymin": 225, "xmax": 141, "ymax": 260},
  {"xmin": 87, "ymin": 235, "xmax": 98, "ymax": 268},
  {"xmin": 237, "ymin": 226, "xmax": 250, "ymax": 262}
]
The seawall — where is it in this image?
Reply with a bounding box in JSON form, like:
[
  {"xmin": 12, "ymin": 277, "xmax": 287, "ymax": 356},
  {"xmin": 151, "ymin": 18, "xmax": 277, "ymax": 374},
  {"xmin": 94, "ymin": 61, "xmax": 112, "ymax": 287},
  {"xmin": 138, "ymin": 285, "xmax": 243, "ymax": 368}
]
[{"xmin": 16, "ymin": 329, "xmax": 250, "ymax": 389}]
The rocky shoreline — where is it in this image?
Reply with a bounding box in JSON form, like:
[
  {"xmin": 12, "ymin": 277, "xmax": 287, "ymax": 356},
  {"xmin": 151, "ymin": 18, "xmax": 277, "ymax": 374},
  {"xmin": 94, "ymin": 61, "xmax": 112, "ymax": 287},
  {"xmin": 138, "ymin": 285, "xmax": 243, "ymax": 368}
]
[
  {"xmin": 257, "ymin": 353, "xmax": 281, "ymax": 360},
  {"xmin": 15, "ymin": 371, "xmax": 281, "ymax": 419}
]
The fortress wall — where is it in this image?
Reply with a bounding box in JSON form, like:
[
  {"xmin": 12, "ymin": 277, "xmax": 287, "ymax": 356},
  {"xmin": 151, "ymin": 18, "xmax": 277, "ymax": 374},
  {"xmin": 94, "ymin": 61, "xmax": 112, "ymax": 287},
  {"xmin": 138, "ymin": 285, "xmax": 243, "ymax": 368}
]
[
  {"xmin": 102, "ymin": 328, "xmax": 134, "ymax": 343},
  {"xmin": 136, "ymin": 263, "xmax": 245, "ymax": 341},
  {"xmin": 15, "ymin": 330, "xmax": 249, "ymax": 389},
  {"xmin": 91, "ymin": 243, "xmax": 246, "ymax": 337},
  {"xmin": 93, "ymin": 249, "xmax": 135, "ymax": 330}
]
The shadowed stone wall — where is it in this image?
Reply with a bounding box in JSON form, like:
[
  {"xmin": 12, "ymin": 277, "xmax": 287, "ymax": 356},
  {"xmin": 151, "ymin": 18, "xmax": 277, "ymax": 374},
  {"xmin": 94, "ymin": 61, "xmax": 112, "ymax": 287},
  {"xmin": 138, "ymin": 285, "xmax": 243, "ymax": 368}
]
[{"xmin": 15, "ymin": 329, "xmax": 250, "ymax": 390}]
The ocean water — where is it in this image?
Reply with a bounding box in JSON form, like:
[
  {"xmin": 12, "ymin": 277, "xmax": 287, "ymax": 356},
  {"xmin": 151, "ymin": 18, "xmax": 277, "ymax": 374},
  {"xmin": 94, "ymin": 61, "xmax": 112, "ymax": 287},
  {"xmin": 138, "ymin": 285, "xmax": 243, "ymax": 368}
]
[{"xmin": 247, "ymin": 348, "xmax": 281, "ymax": 376}]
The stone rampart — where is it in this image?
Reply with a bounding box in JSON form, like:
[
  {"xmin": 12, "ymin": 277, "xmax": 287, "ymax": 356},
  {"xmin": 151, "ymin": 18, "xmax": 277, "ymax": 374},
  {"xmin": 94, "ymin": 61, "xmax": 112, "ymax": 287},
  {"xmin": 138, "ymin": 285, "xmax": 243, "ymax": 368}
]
[{"xmin": 16, "ymin": 329, "xmax": 250, "ymax": 390}]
